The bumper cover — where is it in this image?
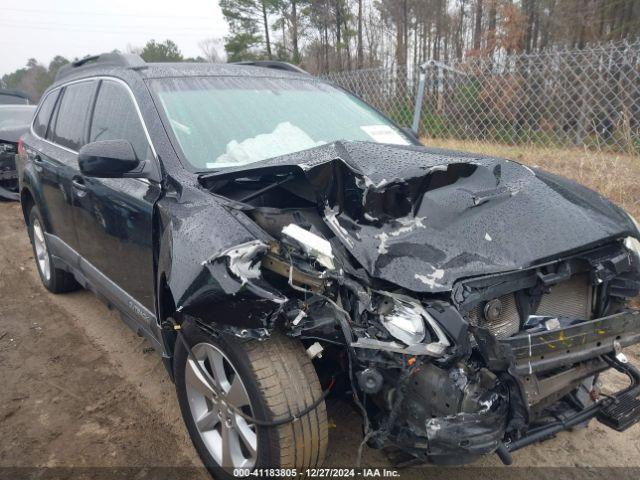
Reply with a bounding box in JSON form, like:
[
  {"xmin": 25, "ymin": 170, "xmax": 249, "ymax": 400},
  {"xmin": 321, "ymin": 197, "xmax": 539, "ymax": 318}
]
[{"xmin": 422, "ymin": 405, "xmax": 508, "ymax": 462}]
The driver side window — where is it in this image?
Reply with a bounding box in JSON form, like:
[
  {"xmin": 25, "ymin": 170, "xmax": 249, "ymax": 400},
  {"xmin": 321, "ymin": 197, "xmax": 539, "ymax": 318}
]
[{"xmin": 89, "ymin": 80, "xmax": 151, "ymax": 161}]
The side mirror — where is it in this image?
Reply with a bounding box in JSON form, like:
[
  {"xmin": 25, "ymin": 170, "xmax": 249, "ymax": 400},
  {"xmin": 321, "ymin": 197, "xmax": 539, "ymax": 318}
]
[{"xmin": 78, "ymin": 140, "xmax": 142, "ymax": 178}]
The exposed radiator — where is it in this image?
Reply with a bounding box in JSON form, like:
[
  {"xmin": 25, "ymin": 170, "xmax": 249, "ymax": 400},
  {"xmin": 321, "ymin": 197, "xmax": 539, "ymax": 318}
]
[
  {"xmin": 535, "ymin": 273, "xmax": 593, "ymax": 320},
  {"xmin": 468, "ymin": 273, "xmax": 593, "ymax": 339},
  {"xmin": 468, "ymin": 293, "xmax": 520, "ymax": 339}
]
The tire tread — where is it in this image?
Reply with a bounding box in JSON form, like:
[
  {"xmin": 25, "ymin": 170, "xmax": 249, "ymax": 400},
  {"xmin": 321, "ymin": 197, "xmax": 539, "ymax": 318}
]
[{"xmin": 243, "ymin": 334, "xmax": 328, "ymax": 470}]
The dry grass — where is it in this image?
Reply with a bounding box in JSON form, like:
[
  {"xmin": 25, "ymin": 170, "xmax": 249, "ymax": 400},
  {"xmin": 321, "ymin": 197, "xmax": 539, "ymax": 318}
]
[{"xmin": 424, "ymin": 139, "xmax": 640, "ymax": 220}]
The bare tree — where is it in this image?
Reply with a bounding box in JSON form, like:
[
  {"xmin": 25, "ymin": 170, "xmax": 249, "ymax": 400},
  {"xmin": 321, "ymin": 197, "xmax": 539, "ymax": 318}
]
[
  {"xmin": 357, "ymin": 0, "xmax": 364, "ymax": 68},
  {"xmin": 218, "ymin": 0, "xmax": 640, "ymax": 72},
  {"xmin": 199, "ymin": 38, "xmax": 225, "ymax": 63},
  {"xmin": 473, "ymin": 0, "xmax": 483, "ymax": 51}
]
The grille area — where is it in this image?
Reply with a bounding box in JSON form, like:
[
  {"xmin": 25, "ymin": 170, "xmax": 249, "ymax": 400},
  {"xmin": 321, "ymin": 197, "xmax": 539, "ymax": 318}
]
[
  {"xmin": 535, "ymin": 273, "xmax": 593, "ymax": 320},
  {"xmin": 468, "ymin": 274, "xmax": 593, "ymax": 339}
]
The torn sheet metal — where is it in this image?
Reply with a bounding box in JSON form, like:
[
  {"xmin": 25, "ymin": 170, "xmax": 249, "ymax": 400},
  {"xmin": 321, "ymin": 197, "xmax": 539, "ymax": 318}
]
[
  {"xmin": 202, "ymin": 239, "xmax": 287, "ymax": 303},
  {"xmin": 202, "ymin": 141, "xmax": 637, "ymax": 294},
  {"xmin": 156, "ymin": 190, "xmax": 286, "ymax": 329}
]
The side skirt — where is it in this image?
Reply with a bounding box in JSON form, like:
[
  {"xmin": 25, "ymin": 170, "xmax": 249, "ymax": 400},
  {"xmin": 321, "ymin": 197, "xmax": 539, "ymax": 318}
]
[{"xmin": 46, "ymin": 233, "xmax": 163, "ymax": 352}]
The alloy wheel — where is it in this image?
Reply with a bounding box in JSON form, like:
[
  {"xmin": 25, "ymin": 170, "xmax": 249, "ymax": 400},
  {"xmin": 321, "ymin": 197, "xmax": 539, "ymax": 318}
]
[
  {"xmin": 32, "ymin": 219, "xmax": 50, "ymax": 282},
  {"xmin": 185, "ymin": 342, "xmax": 257, "ymax": 470}
]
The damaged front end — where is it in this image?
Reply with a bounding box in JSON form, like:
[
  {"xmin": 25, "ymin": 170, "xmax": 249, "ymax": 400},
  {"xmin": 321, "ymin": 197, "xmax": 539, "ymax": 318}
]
[
  {"xmin": 166, "ymin": 141, "xmax": 640, "ymax": 465},
  {"xmin": 0, "ymin": 134, "xmax": 20, "ymax": 201}
]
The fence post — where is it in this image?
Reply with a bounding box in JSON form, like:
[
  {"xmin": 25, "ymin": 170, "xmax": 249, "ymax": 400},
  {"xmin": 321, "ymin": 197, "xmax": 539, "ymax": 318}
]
[
  {"xmin": 411, "ymin": 63, "xmax": 428, "ymax": 136},
  {"xmin": 412, "ymin": 60, "xmax": 468, "ymax": 137},
  {"xmin": 575, "ymin": 72, "xmax": 588, "ymax": 147}
]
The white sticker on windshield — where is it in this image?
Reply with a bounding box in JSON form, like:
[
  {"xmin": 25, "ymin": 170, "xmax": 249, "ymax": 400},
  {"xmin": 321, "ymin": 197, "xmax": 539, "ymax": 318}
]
[{"xmin": 360, "ymin": 125, "xmax": 410, "ymax": 145}]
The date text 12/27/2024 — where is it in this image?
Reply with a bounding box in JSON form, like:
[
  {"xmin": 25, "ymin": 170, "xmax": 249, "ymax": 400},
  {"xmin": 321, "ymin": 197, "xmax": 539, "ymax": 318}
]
[{"xmin": 233, "ymin": 469, "xmax": 401, "ymax": 477}]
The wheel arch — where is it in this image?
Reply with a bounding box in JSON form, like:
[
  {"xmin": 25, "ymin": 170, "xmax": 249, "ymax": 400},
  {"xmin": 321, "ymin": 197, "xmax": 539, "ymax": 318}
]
[
  {"xmin": 19, "ymin": 181, "xmax": 51, "ymax": 233},
  {"xmin": 20, "ymin": 187, "xmax": 35, "ymax": 226}
]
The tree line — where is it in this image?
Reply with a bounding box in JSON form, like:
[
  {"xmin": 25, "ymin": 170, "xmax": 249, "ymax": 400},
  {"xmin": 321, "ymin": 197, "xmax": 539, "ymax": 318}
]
[
  {"xmin": 0, "ymin": 39, "xmax": 219, "ymax": 102},
  {"xmin": 221, "ymin": 0, "xmax": 640, "ymax": 73},
  {"xmin": 3, "ymin": 1, "xmax": 639, "ymax": 100}
]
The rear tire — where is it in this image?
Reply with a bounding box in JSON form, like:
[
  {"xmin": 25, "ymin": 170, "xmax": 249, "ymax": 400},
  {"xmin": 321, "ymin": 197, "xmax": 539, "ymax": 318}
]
[
  {"xmin": 174, "ymin": 325, "xmax": 328, "ymax": 479},
  {"xmin": 28, "ymin": 205, "xmax": 79, "ymax": 293}
]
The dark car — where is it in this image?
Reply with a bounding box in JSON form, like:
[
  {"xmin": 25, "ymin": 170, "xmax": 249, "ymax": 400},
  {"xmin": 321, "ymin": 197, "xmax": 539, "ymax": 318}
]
[
  {"xmin": 16, "ymin": 53, "xmax": 640, "ymax": 476},
  {"xmin": 0, "ymin": 89, "xmax": 31, "ymax": 105},
  {"xmin": 0, "ymin": 104, "xmax": 36, "ymax": 200}
]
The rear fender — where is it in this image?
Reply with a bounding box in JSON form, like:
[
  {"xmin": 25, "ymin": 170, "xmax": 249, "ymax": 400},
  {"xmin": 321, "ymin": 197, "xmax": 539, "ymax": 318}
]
[{"xmin": 19, "ymin": 163, "xmax": 50, "ymax": 230}]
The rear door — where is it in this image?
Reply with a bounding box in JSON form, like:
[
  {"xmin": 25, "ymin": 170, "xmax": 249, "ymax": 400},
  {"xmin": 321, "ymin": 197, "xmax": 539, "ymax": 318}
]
[
  {"xmin": 29, "ymin": 81, "xmax": 97, "ymax": 253},
  {"xmin": 73, "ymin": 79, "xmax": 161, "ymax": 322}
]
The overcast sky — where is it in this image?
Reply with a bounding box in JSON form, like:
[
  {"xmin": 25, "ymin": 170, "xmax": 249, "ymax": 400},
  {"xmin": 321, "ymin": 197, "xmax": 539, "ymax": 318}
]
[{"xmin": 0, "ymin": 0, "xmax": 229, "ymax": 76}]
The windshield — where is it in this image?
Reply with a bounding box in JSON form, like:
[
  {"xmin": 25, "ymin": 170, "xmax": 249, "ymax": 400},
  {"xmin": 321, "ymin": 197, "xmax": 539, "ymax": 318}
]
[
  {"xmin": 149, "ymin": 76, "xmax": 411, "ymax": 170},
  {"xmin": 0, "ymin": 106, "xmax": 36, "ymax": 130}
]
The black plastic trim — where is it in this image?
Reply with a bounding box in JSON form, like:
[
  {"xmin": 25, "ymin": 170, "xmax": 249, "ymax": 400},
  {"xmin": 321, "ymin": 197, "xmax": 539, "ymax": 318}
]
[{"xmin": 45, "ymin": 233, "xmax": 162, "ymax": 350}]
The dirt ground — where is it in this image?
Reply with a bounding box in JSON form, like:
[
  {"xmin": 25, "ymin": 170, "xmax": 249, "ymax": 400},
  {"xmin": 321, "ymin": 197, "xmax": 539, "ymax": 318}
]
[
  {"xmin": 429, "ymin": 140, "xmax": 640, "ymax": 220},
  {"xmin": 1, "ymin": 198, "xmax": 640, "ymax": 479}
]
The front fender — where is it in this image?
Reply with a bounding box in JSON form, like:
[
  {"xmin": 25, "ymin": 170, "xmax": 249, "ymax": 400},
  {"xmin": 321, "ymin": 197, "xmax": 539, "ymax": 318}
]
[{"xmin": 156, "ymin": 187, "xmax": 284, "ymax": 331}]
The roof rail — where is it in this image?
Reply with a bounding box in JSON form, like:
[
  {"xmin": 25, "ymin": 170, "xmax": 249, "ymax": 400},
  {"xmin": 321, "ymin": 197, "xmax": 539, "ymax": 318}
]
[
  {"xmin": 55, "ymin": 53, "xmax": 145, "ymax": 81},
  {"xmin": 233, "ymin": 60, "xmax": 309, "ymax": 75}
]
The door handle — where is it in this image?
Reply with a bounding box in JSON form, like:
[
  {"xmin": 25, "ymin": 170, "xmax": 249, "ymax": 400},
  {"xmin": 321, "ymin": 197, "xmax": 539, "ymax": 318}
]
[
  {"xmin": 33, "ymin": 155, "xmax": 43, "ymax": 172},
  {"xmin": 72, "ymin": 177, "xmax": 87, "ymax": 193}
]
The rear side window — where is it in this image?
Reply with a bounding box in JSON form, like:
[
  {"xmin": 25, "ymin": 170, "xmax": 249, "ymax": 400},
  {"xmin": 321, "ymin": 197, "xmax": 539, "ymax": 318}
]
[
  {"xmin": 33, "ymin": 91, "xmax": 59, "ymax": 137},
  {"xmin": 89, "ymin": 80, "xmax": 151, "ymax": 160},
  {"xmin": 49, "ymin": 81, "xmax": 95, "ymax": 151}
]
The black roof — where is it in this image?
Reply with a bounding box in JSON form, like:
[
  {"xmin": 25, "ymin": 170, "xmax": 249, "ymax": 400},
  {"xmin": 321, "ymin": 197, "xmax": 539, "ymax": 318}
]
[
  {"xmin": 52, "ymin": 53, "xmax": 312, "ymax": 87},
  {"xmin": 137, "ymin": 63, "xmax": 311, "ymax": 80}
]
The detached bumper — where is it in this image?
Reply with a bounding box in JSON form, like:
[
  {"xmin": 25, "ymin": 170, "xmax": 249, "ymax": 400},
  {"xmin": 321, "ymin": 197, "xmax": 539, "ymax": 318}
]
[
  {"xmin": 405, "ymin": 311, "xmax": 640, "ymax": 463},
  {"xmin": 497, "ymin": 310, "xmax": 640, "ymax": 455},
  {"xmin": 506, "ymin": 355, "xmax": 640, "ymax": 454}
]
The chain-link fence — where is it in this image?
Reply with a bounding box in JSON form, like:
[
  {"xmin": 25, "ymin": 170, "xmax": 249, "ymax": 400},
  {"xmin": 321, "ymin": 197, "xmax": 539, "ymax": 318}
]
[{"xmin": 323, "ymin": 41, "xmax": 640, "ymax": 156}]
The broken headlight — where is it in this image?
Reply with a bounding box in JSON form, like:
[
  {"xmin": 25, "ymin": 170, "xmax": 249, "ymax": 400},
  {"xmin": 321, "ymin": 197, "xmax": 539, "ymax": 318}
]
[{"xmin": 377, "ymin": 295, "xmax": 427, "ymax": 345}]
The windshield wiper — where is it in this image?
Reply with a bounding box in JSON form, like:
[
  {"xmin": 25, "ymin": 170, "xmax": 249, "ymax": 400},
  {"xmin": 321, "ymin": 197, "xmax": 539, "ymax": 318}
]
[
  {"xmin": 198, "ymin": 170, "xmax": 223, "ymax": 180},
  {"xmin": 238, "ymin": 173, "xmax": 296, "ymax": 203}
]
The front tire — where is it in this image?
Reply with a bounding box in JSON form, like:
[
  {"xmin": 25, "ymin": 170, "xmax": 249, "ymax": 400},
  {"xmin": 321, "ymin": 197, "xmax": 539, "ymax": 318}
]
[{"xmin": 174, "ymin": 325, "xmax": 328, "ymax": 479}]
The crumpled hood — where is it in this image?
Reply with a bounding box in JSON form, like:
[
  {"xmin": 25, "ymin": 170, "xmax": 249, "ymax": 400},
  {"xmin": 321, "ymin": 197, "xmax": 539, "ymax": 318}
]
[{"xmin": 206, "ymin": 141, "xmax": 637, "ymax": 293}]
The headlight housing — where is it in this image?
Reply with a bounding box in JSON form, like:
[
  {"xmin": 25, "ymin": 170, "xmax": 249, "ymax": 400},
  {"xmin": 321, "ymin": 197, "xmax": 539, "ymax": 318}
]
[
  {"xmin": 364, "ymin": 292, "xmax": 451, "ymax": 356},
  {"xmin": 378, "ymin": 296, "xmax": 427, "ymax": 345}
]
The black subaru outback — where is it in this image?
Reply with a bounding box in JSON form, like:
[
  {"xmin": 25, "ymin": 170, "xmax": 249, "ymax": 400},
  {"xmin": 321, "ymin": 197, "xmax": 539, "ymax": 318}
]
[{"xmin": 16, "ymin": 53, "xmax": 640, "ymax": 476}]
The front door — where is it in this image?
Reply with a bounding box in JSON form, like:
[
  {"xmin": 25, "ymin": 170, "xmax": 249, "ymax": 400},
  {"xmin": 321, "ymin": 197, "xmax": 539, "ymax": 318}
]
[{"xmin": 72, "ymin": 79, "xmax": 161, "ymax": 329}]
